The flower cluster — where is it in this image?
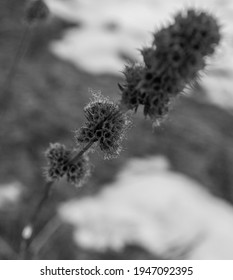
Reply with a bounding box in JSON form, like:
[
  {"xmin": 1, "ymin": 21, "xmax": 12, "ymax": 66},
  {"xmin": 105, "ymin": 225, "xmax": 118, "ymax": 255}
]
[
  {"xmin": 119, "ymin": 65, "xmax": 145, "ymax": 112},
  {"xmin": 25, "ymin": 0, "xmax": 50, "ymax": 24},
  {"xmin": 119, "ymin": 9, "xmax": 221, "ymax": 125},
  {"xmin": 75, "ymin": 93, "xmax": 131, "ymax": 159},
  {"xmin": 44, "ymin": 143, "xmax": 90, "ymax": 187},
  {"xmin": 43, "ymin": 8, "xmax": 221, "ymax": 188}
]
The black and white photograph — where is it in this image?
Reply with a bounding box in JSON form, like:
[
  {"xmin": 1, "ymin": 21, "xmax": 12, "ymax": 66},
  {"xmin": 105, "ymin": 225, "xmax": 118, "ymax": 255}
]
[{"xmin": 1, "ymin": 0, "xmax": 233, "ymax": 263}]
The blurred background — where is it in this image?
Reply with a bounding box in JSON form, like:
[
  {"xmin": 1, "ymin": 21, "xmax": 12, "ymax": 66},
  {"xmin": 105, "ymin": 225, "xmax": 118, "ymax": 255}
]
[{"xmin": 1, "ymin": 0, "xmax": 233, "ymax": 259}]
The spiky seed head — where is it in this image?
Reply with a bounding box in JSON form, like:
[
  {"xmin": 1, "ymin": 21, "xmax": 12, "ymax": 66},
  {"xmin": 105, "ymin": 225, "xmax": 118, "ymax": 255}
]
[
  {"xmin": 44, "ymin": 143, "xmax": 71, "ymax": 181},
  {"xmin": 120, "ymin": 8, "xmax": 221, "ymax": 126},
  {"xmin": 152, "ymin": 9, "xmax": 221, "ymax": 86},
  {"xmin": 143, "ymin": 91, "xmax": 171, "ymax": 125},
  {"xmin": 140, "ymin": 47, "xmax": 155, "ymax": 68},
  {"xmin": 25, "ymin": 0, "xmax": 50, "ymax": 24},
  {"xmin": 66, "ymin": 154, "xmax": 90, "ymax": 188},
  {"xmin": 75, "ymin": 93, "xmax": 132, "ymax": 159},
  {"xmin": 119, "ymin": 64, "xmax": 146, "ymax": 111},
  {"xmin": 44, "ymin": 143, "xmax": 90, "ymax": 187}
]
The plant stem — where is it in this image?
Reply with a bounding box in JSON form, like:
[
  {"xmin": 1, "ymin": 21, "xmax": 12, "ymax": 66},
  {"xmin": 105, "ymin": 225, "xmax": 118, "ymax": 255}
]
[
  {"xmin": 19, "ymin": 140, "xmax": 95, "ymax": 259},
  {"xmin": 1, "ymin": 24, "xmax": 30, "ymax": 112},
  {"xmin": 69, "ymin": 140, "xmax": 95, "ymax": 165},
  {"xmin": 19, "ymin": 105, "xmax": 127, "ymax": 258},
  {"xmin": 30, "ymin": 217, "xmax": 62, "ymax": 259},
  {"xmin": 19, "ymin": 181, "xmax": 53, "ymax": 259}
]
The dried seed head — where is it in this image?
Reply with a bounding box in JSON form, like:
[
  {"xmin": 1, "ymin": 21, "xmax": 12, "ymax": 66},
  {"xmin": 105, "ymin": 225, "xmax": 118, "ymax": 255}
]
[
  {"xmin": 66, "ymin": 154, "xmax": 90, "ymax": 188},
  {"xmin": 140, "ymin": 47, "xmax": 155, "ymax": 68},
  {"xmin": 44, "ymin": 143, "xmax": 71, "ymax": 181},
  {"xmin": 44, "ymin": 143, "xmax": 90, "ymax": 187},
  {"xmin": 75, "ymin": 93, "xmax": 132, "ymax": 159},
  {"xmin": 25, "ymin": 0, "xmax": 50, "ymax": 24},
  {"xmin": 120, "ymin": 64, "xmax": 147, "ymax": 112},
  {"xmin": 151, "ymin": 9, "xmax": 221, "ymax": 88},
  {"xmin": 143, "ymin": 91, "xmax": 171, "ymax": 126},
  {"xmin": 120, "ymin": 8, "xmax": 221, "ymax": 126}
]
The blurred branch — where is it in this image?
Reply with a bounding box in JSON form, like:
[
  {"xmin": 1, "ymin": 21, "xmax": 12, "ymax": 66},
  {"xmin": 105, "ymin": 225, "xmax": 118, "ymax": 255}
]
[
  {"xmin": 0, "ymin": 235, "xmax": 18, "ymax": 259},
  {"xmin": 30, "ymin": 216, "xmax": 62, "ymax": 259},
  {"xmin": 0, "ymin": 24, "xmax": 31, "ymax": 113},
  {"xmin": 19, "ymin": 181, "xmax": 53, "ymax": 259},
  {"xmin": 19, "ymin": 140, "xmax": 95, "ymax": 259}
]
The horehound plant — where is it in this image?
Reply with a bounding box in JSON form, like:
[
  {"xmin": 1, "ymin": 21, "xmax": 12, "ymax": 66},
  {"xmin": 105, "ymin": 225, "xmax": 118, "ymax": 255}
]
[{"xmin": 2, "ymin": 0, "xmax": 221, "ymax": 259}]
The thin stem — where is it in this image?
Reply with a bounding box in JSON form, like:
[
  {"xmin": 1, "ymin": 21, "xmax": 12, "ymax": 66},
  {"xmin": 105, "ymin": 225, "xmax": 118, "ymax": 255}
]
[
  {"xmin": 1, "ymin": 24, "xmax": 30, "ymax": 111},
  {"xmin": 0, "ymin": 235, "xmax": 18, "ymax": 259},
  {"xmin": 19, "ymin": 140, "xmax": 94, "ymax": 259},
  {"xmin": 69, "ymin": 140, "xmax": 95, "ymax": 165},
  {"xmin": 30, "ymin": 217, "xmax": 62, "ymax": 259},
  {"xmin": 19, "ymin": 181, "xmax": 53, "ymax": 259},
  {"xmin": 31, "ymin": 181, "xmax": 54, "ymax": 223}
]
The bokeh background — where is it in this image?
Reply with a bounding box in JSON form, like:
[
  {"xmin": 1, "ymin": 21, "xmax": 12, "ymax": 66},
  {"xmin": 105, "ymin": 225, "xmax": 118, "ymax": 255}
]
[{"xmin": 1, "ymin": 0, "xmax": 233, "ymax": 259}]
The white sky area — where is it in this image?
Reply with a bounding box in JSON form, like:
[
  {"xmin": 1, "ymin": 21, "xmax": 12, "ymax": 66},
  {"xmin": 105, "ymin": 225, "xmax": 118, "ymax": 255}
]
[
  {"xmin": 45, "ymin": 0, "xmax": 233, "ymax": 108},
  {"xmin": 59, "ymin": 156, "xmax": 233, "ymax": 260}
]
